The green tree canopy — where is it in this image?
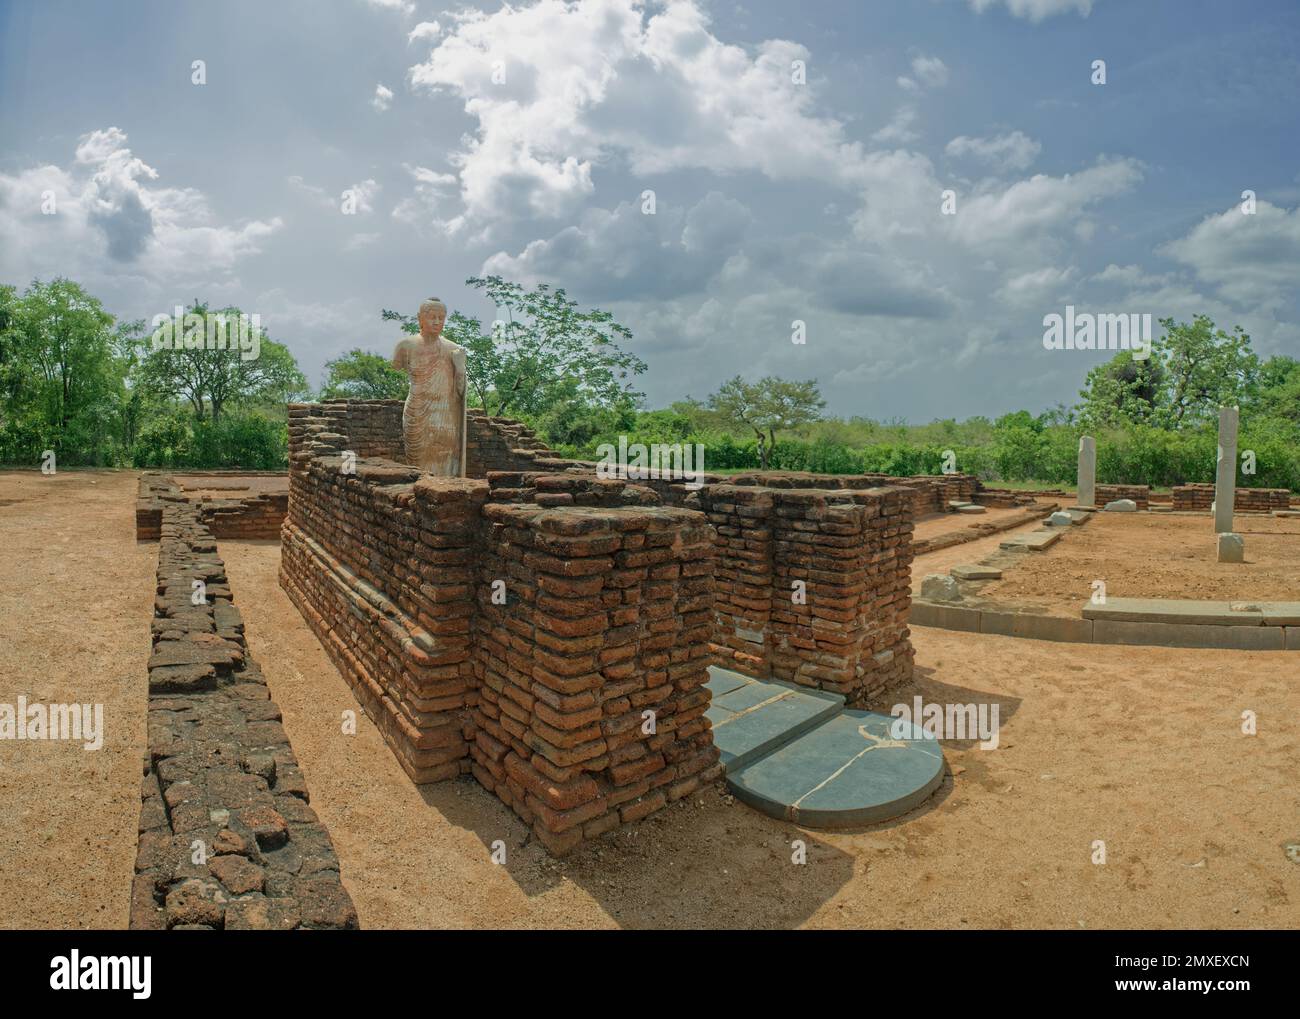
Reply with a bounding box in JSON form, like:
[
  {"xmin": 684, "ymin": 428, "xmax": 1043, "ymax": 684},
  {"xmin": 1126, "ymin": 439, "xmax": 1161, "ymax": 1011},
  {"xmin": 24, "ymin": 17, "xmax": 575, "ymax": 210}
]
[
  {"xmin": 707, "ymin": 375, "xmax": 826, "ymax": 468},
  {"xmin": 321, "ymin": 348, "xmax": 408, "ymax": 400},
  {"xmin": 135, "ymin": 301, "xmax": 307, "ymax": 422}
]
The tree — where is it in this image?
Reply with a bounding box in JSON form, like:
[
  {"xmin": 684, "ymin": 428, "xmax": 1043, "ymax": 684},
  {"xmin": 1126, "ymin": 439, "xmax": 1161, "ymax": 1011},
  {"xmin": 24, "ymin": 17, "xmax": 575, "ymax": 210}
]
[
  {"xmin": 382, "ymin": 275, "xmax": 647, "ymax": 419},
  {"xmin": 1076, "ymin": 350, "xmax": 1165, "ymax": 427},
  {"xmin": 0, "ymin": 278, "xmax": 124, "ymax": 464},
  {"xmin": 1156, "ymin": 315, "xmax": 1258, "ymax": 426},
  {"xmin": 707, "ymin": 376, "xmax": 826, "ymax": 468},
  {"xmin": 321, "ymin": 348, "xmax": 408, "ymax": 400},
  {"xmin": 134, "ymin": 301, "xmax": 307, "ymax": 422}
]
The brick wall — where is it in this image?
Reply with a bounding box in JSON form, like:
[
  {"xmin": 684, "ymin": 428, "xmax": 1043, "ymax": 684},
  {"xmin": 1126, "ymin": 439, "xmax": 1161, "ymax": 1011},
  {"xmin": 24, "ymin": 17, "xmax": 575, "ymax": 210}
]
[
  {"xmin": 280, "ymin": 457, "xmax": 484, "ymax": 783},
  {"xmin": 699, "ymin": 483, "xmax": 915, "ymax": 706},
  {"xmin": 1096, "ymin": 484, "xmax": 1150, "ymax": 509},
  {"xmin": 137, "ymin": 473, "xmax": 288, "ymax": 540},
  {"xmin": 470, "ymin": 479, "xmax": 720, "ymax": 855},
  {"xmin": 1172, "ymin": 483, "xmax": 1290, "ymax": 512},
  {"xmin": 131, "ymin": 498, "xmax": 357, "ymax": 929}
]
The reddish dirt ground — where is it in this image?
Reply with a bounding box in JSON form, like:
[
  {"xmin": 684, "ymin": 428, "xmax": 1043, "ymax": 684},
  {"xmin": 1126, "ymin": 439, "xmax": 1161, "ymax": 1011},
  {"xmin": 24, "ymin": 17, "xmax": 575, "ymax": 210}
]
[
  {"xmin": 3, "ymin": 472, "xmax": 1298, "ymax": 929},
  {"xmin": 0, "ymin": 470, "xmax": 152, "ymax": 929},
  {"xmin": 980, "ymin": 511, "xmax": 1300, "ymax": 613},
  {"xmin": 219, "ymin": 532, "xmax": 1300, "ymax": 930}
]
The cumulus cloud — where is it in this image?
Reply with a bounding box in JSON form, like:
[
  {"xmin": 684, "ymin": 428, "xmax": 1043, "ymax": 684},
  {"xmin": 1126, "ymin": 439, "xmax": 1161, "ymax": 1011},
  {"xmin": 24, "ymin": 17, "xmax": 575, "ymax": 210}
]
[
  {"xmin": 968, "ymin": 0, "xmax": 1094, "ymax": 21},
  {"xmin": 898, "ymin": 53, "xmax": 949, "ymax": 91},
  {"xmin": 405, "ymin": 0, "xmax": 870, "ymax": 236},
  {"xmin": 945, "ymin": 130, "xmax": 1041, "ymax": 172},
  {"xmin": 372, "ymin": 83, "xmax": 394, "ymax": 112},
  {"xmin": 0, "ymin": 126, "xmax": 280, "ymax": 281},
  {"xmin": 408, "ymin": 20, "xmax": 441, "ymax": 43},
  {"xmin": 1160, "ymin": 200, "xmax": 1300, "ymax": 309},
  {"xmin": 482, "ymin": 192, "xmax": 752, "ymax": 301}
]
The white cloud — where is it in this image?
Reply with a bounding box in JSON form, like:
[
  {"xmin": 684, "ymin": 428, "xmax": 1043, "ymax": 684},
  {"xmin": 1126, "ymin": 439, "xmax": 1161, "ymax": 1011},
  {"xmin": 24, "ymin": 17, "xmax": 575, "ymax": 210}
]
[
  {"xmin": 1161, "ymin": 200, "xmax": 1300, "ymax": 309},
  {"xmin": 968, "ymin": 0, "xmax": 1095, "ymax": 21},
  {"xmin": 945, "ymin": 130, "xmax": 1041, "ymax": 172},
  {"xmin": 391, "ymin": 163, "xmax": 459, "ymax": 227},
  {"xmin": 372, "ymin": 83, "xmax": 394, "ymax": 112},
  {"xmin": 364, "ymin": 0, "xmax": 414, "ymax": 15},
  {"xmin": 405, "ymin": 0, "xmax": 871, "ymax": 236},
  {"xmin": 408, "ymin": 20, "xmax": 441, "ymax": 43},
  {"xmin": 872, "ymin": 107, "xmax": 920, "ymax": 145},
  {"xmin": 0, "ymin": 127, "xmax": 280, "ymax": 281},
  {"xmin": 911, "ymin": 54, "xmax": 949, "ymax": 89}
]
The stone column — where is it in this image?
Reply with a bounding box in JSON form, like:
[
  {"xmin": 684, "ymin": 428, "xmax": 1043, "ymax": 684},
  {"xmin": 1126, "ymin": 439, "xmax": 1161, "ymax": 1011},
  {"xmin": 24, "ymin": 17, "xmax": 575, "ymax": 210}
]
[
  {"xmin": 1214, "ymin": 406, "xmax": 1238, "ymax": 533},
  {"xmin": 1077, "ymin": 435, "xmax": 1096, "ymax": 509}
]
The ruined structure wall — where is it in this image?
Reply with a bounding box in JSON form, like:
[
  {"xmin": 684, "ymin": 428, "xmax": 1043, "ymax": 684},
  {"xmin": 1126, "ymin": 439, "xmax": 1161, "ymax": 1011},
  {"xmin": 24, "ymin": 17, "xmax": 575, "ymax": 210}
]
[
  {"xmin": 132, "ymin": 498, "xmax": 357, "ymax": 929},
  {"xmin": 470, "ymin": 475, "xmax": 721, "ymax": 855},
  {"xmin": 1172, "ymin": 483, "xmax": 1290, "ymax": 512},
  {"xmin": 280, "ymin": 456, "xmax": 484, "ymax": 783},
  {"xmin": 1096, "ymin": 484, "xmax": 1151, "ymax": 509},
  {"xmin": 700, "ymin": 483, "xmax": 915, "ymax": 706}
]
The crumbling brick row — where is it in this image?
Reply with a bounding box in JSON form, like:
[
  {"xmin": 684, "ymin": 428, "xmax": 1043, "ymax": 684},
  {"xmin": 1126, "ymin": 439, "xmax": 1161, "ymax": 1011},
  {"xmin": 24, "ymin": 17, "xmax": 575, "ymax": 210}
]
[
  {"xmin": 1172, "ymin": 483, "xmax": 1291, "ymax": 512},
  {"xmin": 470, "ymin": 498, "xmax": 720, "ymax": 855},
  {"xmin": 131, "ymin": 498, "xmax": 357, "ymax": 930},
  {"xmin": 1096, "ymin": 484, "xmax": 1151, "ymax": 509}
]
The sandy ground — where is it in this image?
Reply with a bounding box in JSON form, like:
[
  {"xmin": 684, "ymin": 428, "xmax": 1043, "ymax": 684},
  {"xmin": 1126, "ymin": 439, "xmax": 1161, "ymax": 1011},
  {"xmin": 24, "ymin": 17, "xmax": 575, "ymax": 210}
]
[
  {"xmin": 220, "ymin": 536, "xmax": 1300, "ymax": 930},
  {"xmin": 982, "ymin": 511, "xmax": 1300, "ymax": 613},
  {"xmin": 2, "ymin": 474, "xmax": 1297, "ymax": 929},
  {"xmin": 0, "ymin": 470, "xmax": 152, "ymax": 929}
]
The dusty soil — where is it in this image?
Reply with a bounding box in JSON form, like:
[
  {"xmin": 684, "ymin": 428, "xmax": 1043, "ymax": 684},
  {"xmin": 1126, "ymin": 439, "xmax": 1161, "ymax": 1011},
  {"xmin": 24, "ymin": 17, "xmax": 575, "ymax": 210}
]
[
  {"xmin": 0, "ymin": 470, "xmax": 153, "ymax": 929},
  {"xmin": 981, "ymin": 512, "xmax": 1300, "ymax": 613},
  {"xmin": 2, "ymin": 474, "xmax": 1297, "ymax": 929},
  {"xmin": 219, "ymin": 536, "xmax": 1300, "ymax": 930}
]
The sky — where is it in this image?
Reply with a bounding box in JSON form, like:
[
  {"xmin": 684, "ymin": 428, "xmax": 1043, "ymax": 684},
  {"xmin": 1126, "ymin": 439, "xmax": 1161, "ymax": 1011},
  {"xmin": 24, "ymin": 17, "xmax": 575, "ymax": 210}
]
[{"xmin": 1, "ymin": 0, "xmax": 1298, "ymax": 421}]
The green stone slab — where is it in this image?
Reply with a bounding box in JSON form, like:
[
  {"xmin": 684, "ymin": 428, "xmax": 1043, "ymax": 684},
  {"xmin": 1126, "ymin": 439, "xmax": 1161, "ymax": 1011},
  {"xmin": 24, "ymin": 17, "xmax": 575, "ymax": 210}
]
[
  {"xmin": 705, "ymin": 666, "xmax": 753, "ymax": 700},
  {"xmin": 727, "ymin": 711, "xmax": 945, "ymax": 828},
  {"xmin": 710, "ymin": 679, "xmax": 843, "ymax": 773}
]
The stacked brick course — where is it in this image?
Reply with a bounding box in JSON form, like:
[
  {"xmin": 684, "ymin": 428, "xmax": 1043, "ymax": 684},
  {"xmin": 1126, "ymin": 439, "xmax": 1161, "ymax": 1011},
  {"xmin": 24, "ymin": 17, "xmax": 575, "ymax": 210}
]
[
  {"xmin": 1096, "ymin": 484, "xmax": 1150, "ymax": 509},
  {"xmin": 280, "ymin": 457, "xmax": 485, "ymax": 783},
  {"xmin": 470, "ymin": 483, "xmax": 720, "ymax": 854},
  {"xmin": 700, "ymin": 483, "xmax": 915, "ymax": 705},
  {"xmin": 136, "ymin": 473, "xmax": 288, "ymax": 540},
  {"xmin": 278, "ymin": 401, "xmax": 923, "ymax": 850},
  {"xmin": 1172, "ymin": 483, "xmax": 1291, "ymax": 512},
  {"xmin": 132, "ymin": 499, "xmax": 356, "ymax": 929}
]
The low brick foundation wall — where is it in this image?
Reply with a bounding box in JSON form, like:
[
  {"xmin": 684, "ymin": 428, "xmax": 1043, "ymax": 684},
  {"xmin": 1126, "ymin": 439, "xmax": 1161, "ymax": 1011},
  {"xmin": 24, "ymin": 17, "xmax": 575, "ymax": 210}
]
[
  {"xmin": 1096, "ymin": 484, "xmax": 1150, "ymax": 509},
  {"xmin": 131, "ymin": 499, "xmax": 357, "ymax": 929},
  {"xmin": 699, "ymin": 483, "xmax": 915, "ymax": 704},
  {"xmin": 1172, "ymin": 483, "xmax": 1291, "ymax": 512}
]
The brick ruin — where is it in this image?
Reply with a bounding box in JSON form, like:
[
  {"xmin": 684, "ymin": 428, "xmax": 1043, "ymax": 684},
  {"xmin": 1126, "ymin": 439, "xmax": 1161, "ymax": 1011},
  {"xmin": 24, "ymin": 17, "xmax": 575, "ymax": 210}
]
[
  {"xmin": 1172, "ymin": 483, "xmax": 1292, "ymax": 513},
  {"xmin": 137, "ymin": 472, "xmax": 288, "ymax": 540},
  {"xmin": 277, "ymin": 400, "xmax": 930, "ymax": 852},
  {"xmin": 131, "ymin": 494, "xmax": 357, "ymax": 929},
  {"xmin": 1095, "ymin": 484, "xmax": 1151, "ymax": 509}
]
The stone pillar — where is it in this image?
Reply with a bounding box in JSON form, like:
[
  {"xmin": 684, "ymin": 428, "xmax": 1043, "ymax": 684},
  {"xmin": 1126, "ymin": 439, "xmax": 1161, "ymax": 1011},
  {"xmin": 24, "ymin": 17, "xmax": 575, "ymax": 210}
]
[
  {"xmin": 1076, "ymin": 435, "xmax": 1096, "ymax": 509},
  {"xmin": 1214, "ymin": 407, "xmax": 1238, "ymax": 533}
]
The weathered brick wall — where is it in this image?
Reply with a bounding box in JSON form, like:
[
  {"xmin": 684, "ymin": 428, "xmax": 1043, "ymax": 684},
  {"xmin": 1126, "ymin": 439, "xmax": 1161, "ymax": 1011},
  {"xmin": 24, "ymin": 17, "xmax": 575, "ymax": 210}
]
[
  {"xmin": 137, "ymin": 473, "xmax": 288, "ymax": 540},
  {"xmin": 1096, "ymin": 484, "xmax": 1150, "ymax": 509},
  {"xmin": 471, "ymin": 481, "xmax": 720, "ymax": 855},
  {"xmin": 132, "ymin": 499, "xmax": 357, "ymax": 929},
  {"xmin": 724, "ymin": 470, "xmax": 976, "ymax": 518},
  {"xmin": 699, "ymin": 483, "xmax": 915, "ymax": 705},
  {"xmin": 1172, "ymin": 483, "xmax": 1290, "ymax": 512},
  {"xmin": 280, "ymin": 456, "xmax": 485, "ymax": 783},
  {"xmin": 287, "ymin": 400, "xmax": 405, "ymax": 474}
]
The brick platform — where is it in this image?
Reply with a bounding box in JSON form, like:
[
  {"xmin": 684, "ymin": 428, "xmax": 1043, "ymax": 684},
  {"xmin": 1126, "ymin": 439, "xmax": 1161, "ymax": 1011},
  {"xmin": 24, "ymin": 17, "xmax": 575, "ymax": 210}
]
[
  {"xmin": 1172, "ymin": 483, "xmax": 1291, "ymax": 512},
  {"xmin": 1096, "ymin": 484, "xmax": 1151, "ymax": 510}
]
